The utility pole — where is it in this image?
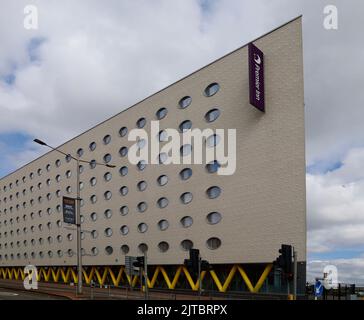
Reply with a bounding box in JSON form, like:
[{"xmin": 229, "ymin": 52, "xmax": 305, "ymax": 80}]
[
  {"xmin": 293, "ymin": 248, "xmax": 297, "ymax": 300},
  {"xmin": 76, "ymin": 158, "xmax": 82, "ymax": 295},
  {"xmin": 33, "ymin": 138, "xmax": 116, "ymax": 297}
]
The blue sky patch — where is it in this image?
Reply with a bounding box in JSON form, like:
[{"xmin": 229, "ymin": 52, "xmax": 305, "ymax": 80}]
[{"xmin": 0, "ymin": 132, "xmax": 33, "ymax": 178}]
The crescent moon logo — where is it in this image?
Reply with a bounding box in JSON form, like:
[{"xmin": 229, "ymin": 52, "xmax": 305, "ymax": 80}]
[{"xmin": 254, "ymin": 53, "xmax": 261, "ymax": 65}]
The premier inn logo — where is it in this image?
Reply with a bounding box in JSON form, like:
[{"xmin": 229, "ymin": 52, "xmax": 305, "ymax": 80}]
[
  {"xmin": 254, "ymin": 53, "xmax": 261, "ymax": 65},
  {"xmin": 249, "ymin": 43, "xmax": 265, "ymax": 112}
]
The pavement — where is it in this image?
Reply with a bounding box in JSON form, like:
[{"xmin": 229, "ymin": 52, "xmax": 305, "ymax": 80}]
[
  {"xmin": 0, "ymin": 287, "xmax": 67, "ymax": 300},
  {"xmin": 0, "ymin": 279, "xmax": 226, "ymax": 300}
]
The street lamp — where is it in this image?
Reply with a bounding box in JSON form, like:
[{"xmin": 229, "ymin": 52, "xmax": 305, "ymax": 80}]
[{"xmin": 34, "ymin": 138, "xmax": 116, "ymax": 295}]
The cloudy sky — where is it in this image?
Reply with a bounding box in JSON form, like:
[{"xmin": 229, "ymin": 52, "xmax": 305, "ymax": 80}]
[{"xmin": 0, "ymin": 0, "xmax": 363, "ymax": 284}]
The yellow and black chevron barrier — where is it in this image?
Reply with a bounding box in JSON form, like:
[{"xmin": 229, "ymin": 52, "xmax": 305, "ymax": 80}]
[{"xmin": 0, "ymin": 264, "xmax": 272, "ymax": 293}]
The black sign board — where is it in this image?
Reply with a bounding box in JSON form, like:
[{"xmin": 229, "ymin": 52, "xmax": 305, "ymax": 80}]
[
  {"xmin": 248, "ymin": 43, "xmax": 265, "ymax": 112},
  {"xmin": 62, "ymin": 196, "xmax": 76, "ymax": 225}
]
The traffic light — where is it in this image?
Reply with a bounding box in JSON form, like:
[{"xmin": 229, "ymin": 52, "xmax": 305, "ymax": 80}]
[
  {"xmin": 200, "ymin": 260, "xmax": 211, "ymax": 271},
  {"xmin": 184, "ymin": 249, "xmax": 200, "ymax": 275},
  {"xmin": 275, "ymin": 244, "xmax": 293, "ymax": 275},
  {"xmin": 133, "ymin": 256, "xmax": 145, "ymax": 268}
]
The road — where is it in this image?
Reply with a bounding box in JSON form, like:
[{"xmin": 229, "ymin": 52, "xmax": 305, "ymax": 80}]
[{"xmin": 0, "ymin": 287, "xmax": 67, "ymax": 300}]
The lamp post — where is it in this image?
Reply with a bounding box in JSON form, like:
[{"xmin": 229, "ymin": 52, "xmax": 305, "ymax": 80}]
[{"xmin": 33, "ymin": 138, "xmax": 115, "ymax": 295}]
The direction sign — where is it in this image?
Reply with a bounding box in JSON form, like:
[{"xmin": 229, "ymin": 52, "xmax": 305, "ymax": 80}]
[{"xmin": 315, "ymin": 280, "xmax": 323, "ymax": 297}]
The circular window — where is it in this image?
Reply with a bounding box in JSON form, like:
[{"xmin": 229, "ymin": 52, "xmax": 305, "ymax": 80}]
[
  {"xmin": 79, "ymin": 165, "xmax": 84, "ymax": 174},
  {"xmin": 137, "ymin": 138, "xmax": 146, "ymax": 149},
  {"xmin": 104, "ymin": 209, "xmax": 112, "ymax": 219},
  {"xmin": 90, "ymin": 177, "xmax": 97, "ymax": 186},
  {"xmin": 120, "ymin": 186, "xmax": 128, "ymax": 196},
  {"xmin": 179, "ymin": 168, "xmax": 192, "ymax": 181},
  {"xmin": 119, "ymin": 126, "xmax": 128, "ymax": 137},
  {"xmin": 137, "ymin": 160, "xmax": 147, "ymax": 171},
  {"xmin": 120, "ymin": 206, "xmax": 129, "ymax": 216},
  {"xmin": 46, "ymin": 164, "xmax": 51, "ymax": 172},
  {"xmin": 104, "ymin": 172, "xmax": 112, "ymax": 181},
  {"xmin": 66, "ymin": 186, "xmax": 72, "ymax": 194},
  {"xmin": 157, "ymin": 197, "xmax": 169, "ymax": 209},
  {"xmin": 91, "ymin": 230, "xmax": 98, "ymax": 239},
  {"xmin": 158, "ymin": 219, "xmax": 169, "ymax": 231},
  {"xmin": 37, "ymin": 168, "xmax": 42, "ymax": 176},
  {"xmin": 137, "ymin": 202, "xmax": 148, "ymax": 213},
  {"xmin": 180, "ymin": 144, "xmax": 192, "ymax": 157},
  {"xmin": 206, "ymin": 186, "xmax": 221, "ymax": 199},
  {"xmin": 90, "ymin": 195, "xmax": 97, "ymax": 204},
  {"xmin": 136, "ymin": 117, "xmax": 146, "ymax": 129},
  {"xmin": 204, "ymin": 82, "xmax": 220, "ymax": 97},
  {"xmin": 90, "ymin": 160, "xmax": 96, "ymax": 169},
  {"xmin": 138, "ymin": 243, "xmax": 148, "ymax": 253},
  {"xmin": 206, "ymin": 212, "xmax": 222, "ymax": 225},
  {"xmin": 206, "ymin": 134, "xmax": 221, "ymax": 147},
  {"xmin": 66, "ymin": 170, "xmax": 72, "ymax": 178},
  {"xmin": 157, "ymin": 175, "xmax": 168, "ymax": 186},
  {"xmin": 67, "ymin": 234, "xmax": 73, "ymax": 241},
  {"xmin": 91, "ymin": 247, "xmax": 99, "ymax": 256},
  {"xmin": 180, "ymin": 216, "xmax": 193, "ymax": 228},
  {"xmin": 158, "ymin": 241, "xmax": 169, "ymax": 253},
  {"xmin": 57, "ymin": 235, "xmax": 62, "ymax": 243},
  {"xmin": 105, "ymin": 246, "xmax": 113, "ymax": 255},
  {"xmin": 121, "ymin": 245, "xmax": 129, "ymax": 254},
  {"xmin": 206, "ymin": 237, "xmax": 221, "ymax": 250},
  {"xmin": 180, "ymin": 192, "xmax": 193, "ymax": 204},
  {"xmin": 89, "ymin": 142, "xmax": 97, "ymax": 151},
  {"xmin": 77, "ymin": 148, "xmax": 84, "ymax": 157},
  {"xmin": 156, "ymin": 107, "xmax": 168, "ymax": 120},
  {"xmin": 103, "ymin": 134, "xmax": 111, "ymax": 145},
  {"xmin": 181, "ymin": 240, "xmax": 193, "ymax": 251},
  {"xmin": 205, "ymin": 108, "xmax": 220, "ymax": 123},
  {"xmin": 104, "ymin": 228, "xmax": 113, "ymax": 237},
  {"xmin": 158, "ymin": 130, "xmax": 168, "ymax": 142},
  {"xmin": 90, "ymin": 212, "xmax": 97, "ymax": 221},
  {"xmin": 119, "ymin": 146, "xmax": 128, "ymax": 157},
  {"xmin": 158, "ymin": 152, "xmax": 168, "ymax": 164},
  {"xmin": 55, "ymin": 159, "xmax": 61, "ymax": 167},
  {"xmin": 104, "ymin": 153, "xmax": 112, "ymax": 163},
  {"xmin": 138, "ymin": 223, "xmax": 148, "ymax": 233},
  {"xmin": 137, "ymin": 181, "xmax": 147, "ymax": 191},
  {"xmin": 179, "ymin": 120, "xmax": 192, "ymax": 132},
  {"xmin": 56, "ymin": 175, "xmax": 61, "ymax": 182},
  {"xmin": 206, "ymin": 160, "xmax": 221, "ymax": 173},
  {"xmin": 119, "ymin": 166, "xmax": 128, "ymax": 176},
  {"xmin": 104, "ymin": 191, "xmax": 112, "ymax": 200},
  {"xmin": 57, "ymin": 250, "xmax": 63, "ymax": 257},
  {"xmin": 120, "ymin": 225, "xmax": 129, "ymax": 235},
  {"xmin": 179, "ymin": 96, "xmax": 192, "ymax": 109},
  {"xmin": 65, "ymin": 154, "xmax": 72, "ymax": 163}
]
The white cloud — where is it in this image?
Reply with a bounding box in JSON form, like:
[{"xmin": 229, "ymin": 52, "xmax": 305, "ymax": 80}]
[{"xmin": 308, "ymin": 258, "xmax": 364, "ymax": 284}]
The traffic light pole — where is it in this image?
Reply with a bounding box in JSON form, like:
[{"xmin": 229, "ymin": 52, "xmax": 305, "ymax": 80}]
[
  {"xmin": 144, "ymin": 252, "xmax": 148, "ymax": 300},
  {"xmin": 293, "ymin": 248, "xmax": 297, "ymax": 300},
  {"xmin": 198, "ymin": 255, "xmax": 202, "ymax": 298}
]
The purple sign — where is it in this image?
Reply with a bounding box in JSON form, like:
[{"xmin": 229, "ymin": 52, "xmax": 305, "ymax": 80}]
[{"xmin": 248, "ymin": 43, "xmax": 265, "ymax": 112}]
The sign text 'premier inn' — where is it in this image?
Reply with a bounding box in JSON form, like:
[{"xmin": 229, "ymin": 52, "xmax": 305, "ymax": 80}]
[{"xmin": 249, "ymin": 43, "xmax": 265, "ymax": 112}]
